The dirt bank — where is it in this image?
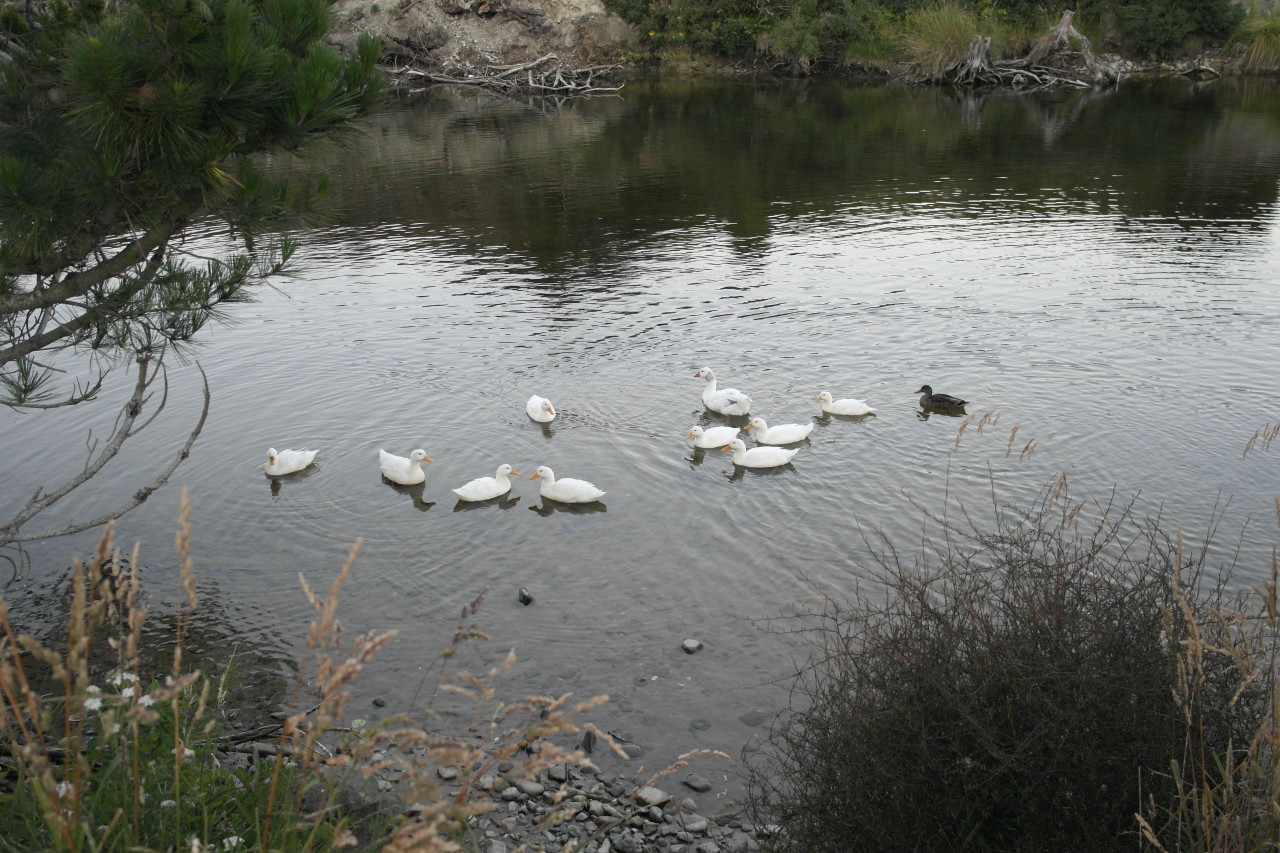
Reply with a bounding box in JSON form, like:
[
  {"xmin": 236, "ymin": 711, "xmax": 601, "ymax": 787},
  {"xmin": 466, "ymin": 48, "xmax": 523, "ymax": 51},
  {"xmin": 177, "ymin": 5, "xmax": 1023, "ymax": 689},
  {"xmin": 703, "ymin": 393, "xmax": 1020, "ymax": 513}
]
[{"xmin": 325, "ymin": 0, "xmax": 635, "ymax": 70}]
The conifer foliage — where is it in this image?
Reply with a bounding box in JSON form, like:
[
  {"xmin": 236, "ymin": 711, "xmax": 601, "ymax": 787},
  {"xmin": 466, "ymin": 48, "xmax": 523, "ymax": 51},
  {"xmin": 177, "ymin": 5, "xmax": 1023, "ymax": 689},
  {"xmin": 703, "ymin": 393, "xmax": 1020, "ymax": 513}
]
[{"xmin": 0, "ymin": 0, "xmax": 383, "ymax": 404}]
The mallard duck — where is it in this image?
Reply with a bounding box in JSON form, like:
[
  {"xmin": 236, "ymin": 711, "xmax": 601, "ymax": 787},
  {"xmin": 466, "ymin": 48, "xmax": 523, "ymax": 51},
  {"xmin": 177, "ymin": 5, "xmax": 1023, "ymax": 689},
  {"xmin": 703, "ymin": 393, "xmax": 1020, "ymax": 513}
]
[
  {"xmin": 526, "ymin": 395, "xmax": 556, "ymax": 423},
  {"xmin": 528, "ymin": 465, "xmax": 605, "ymax": 503},
  {"xmin": 815, "ymin": 391, "xmax": 875, "ymax": 416},
  {"xmin": 379, "ymin": 448, "xmax": 432, "ymax": 485},
  {"xmin": 721, "ymin": 438, "xmax": 798, "ymax": 468},
  {"xmin": 693, "ymin": 367, "xmax": 751, "ymax": 416},
  {"xmin": 264, "ymin": 447, "xmax": 318, "ymax": 476},
  {"xmin": 685, "ymin": 424, "xmax": 742, "ymax": 449},
  {"xmin": 746, "ymin": 416, "xmax": 814, "ymax": 445},
  {"xmin": 917, "ymin": 385, "xmax": 968, "ymax": 409},
  {"xmin": 452, "ymin": 464, "xmax": 520, "ymax": 502}
]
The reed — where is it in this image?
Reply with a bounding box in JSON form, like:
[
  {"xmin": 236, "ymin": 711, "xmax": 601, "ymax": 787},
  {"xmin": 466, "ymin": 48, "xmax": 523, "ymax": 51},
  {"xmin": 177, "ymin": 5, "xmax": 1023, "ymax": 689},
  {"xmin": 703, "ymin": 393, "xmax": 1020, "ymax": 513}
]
[
  {"xmin": 1136, "ymin": 500, "xmax": 1280, "ymax": 851},
  {"xmin": 0, "ymin": 489, "xmax": 611, "ymax": 852}
]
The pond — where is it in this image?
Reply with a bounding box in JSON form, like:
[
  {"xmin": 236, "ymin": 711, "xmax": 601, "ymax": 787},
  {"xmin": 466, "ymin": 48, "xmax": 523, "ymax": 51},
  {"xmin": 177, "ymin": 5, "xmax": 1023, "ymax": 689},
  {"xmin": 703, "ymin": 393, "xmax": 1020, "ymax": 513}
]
[{"xmin": 4, "ymin": 75, "xmax": 1280, "ymax": 800}]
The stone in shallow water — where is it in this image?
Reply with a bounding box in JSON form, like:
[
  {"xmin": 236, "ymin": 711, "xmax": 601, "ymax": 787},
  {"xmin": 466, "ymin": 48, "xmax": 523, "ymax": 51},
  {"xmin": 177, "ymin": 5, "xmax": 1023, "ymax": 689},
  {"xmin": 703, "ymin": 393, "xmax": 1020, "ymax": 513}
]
[
  {"xmin": 518, "ymin": 587, "xmax": 534, "ymax": 606},
  {"xmin": 683, "ymin": 773, "xmax": 713, "ymax": 793},
  {"xmin": 681, "ymin": 638, "xmax": 704, "ymax": 654}
]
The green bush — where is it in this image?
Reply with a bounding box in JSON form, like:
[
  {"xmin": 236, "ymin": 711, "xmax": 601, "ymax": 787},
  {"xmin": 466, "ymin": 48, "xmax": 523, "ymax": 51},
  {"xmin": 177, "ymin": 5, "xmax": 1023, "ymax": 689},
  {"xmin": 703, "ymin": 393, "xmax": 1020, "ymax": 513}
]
[
  {"xmin": 1087, "ymin": 0, "xmax": 1244, "ymax": 57},
  {"xmin": 745, "ymin": 497, "xmax": 1267, "ymax": 852}
]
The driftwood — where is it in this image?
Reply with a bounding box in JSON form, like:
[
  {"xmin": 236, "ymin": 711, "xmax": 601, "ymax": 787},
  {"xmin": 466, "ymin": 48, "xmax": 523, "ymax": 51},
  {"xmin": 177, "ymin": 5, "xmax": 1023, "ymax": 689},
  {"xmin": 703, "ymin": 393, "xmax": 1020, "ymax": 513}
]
[
  {"xmin": 387, "ymin": 53, "xmax": 622, "ymax": 98},
  {"xmin": 1181, "ymin": 55, "xmax": 1222, "ymax": 80},
  {"xmin": 914, "ymin": 10, "xmax": 1120, "ymax": 89}
]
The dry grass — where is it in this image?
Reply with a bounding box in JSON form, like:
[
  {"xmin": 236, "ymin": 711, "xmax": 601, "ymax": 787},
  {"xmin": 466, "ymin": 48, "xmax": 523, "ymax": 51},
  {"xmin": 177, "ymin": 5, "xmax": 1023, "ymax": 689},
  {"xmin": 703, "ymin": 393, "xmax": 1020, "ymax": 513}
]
[
  {"xmin": 1237, "ymin": 11, "xmax": 1280, "ymax": 73},
  {"xmin": 0, "ymin": 489, "xmax": 620, "ymax": 852},
  {"xmin": 1137, "ymin": 499, "xmax": 1280, "ymax": 851},
  {"xmin": 898, "ymin": 2, "xmax": 985, "ymax": 81}
]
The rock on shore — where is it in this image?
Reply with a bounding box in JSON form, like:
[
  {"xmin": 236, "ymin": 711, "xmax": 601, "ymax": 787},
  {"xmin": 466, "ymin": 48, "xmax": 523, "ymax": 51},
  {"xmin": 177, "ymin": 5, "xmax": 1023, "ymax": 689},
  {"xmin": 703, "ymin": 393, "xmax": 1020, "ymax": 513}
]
[{"xmin": 325, "ymin": 0, "xmax": 635, "ymax": 70}]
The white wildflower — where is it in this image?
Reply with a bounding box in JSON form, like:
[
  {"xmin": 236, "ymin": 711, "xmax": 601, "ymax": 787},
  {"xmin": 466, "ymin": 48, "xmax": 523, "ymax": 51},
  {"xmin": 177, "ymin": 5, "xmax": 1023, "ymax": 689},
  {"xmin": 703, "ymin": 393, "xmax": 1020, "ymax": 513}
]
[
  {"xmin": 171, "ymin": 747, "xmax": 195, "ymax": 760},
  {"xmin": 160, "ymin": 799, "xmax": 177, "ymax": 809},
  {"xmin": 56, "ymin": 781, "xmax": 72, "ymax": 798},
  {"xmin": 221, "ymin": 837, "xmax": 245, "ymax": 850},
  {"xmin": 84, "ymin": 697, "xmax": 103, "ymax": 712},
  {"xmin": 139, "ymin": 694, "xmax": 156, "ymax": 708},
  {"xmin": 85, "ymin": 684, "xmax": 102, "ymax": 695},
  {"xmin": 108, "ymin": 672, "xmax": 138, "ymax": 687}
]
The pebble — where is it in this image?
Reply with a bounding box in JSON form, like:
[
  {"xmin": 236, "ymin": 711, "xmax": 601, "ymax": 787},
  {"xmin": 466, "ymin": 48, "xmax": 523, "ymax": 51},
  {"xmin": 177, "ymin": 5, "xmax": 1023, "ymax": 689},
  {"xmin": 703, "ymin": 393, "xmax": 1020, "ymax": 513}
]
[
  {"xmin": 681, "ymin": 638, "xmax": 704, "ymax": 654},
  {"xmin": 683, "ymin": 773, "xmax": 713, "ymax": 793},
  {"xmin": 320, "ymin": 744, "xmax": 774, "ymax": 853},
  {"xmin": 636, "ymin": 786, "xmax": 671, "ymax": 807},
  {"xmin": 518, "ymin": 587, "xmax": 534, "ymax": 605}
]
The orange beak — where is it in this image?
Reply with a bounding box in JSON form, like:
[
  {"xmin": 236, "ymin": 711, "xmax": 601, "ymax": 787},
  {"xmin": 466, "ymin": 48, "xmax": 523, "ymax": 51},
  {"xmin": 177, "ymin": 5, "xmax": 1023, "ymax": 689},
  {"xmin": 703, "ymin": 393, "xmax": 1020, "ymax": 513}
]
[
  {"xmin": 812, "ymin": 396, "xmax": 823, "ymax": 402},
  {"xmin": 424, "ymin": 455, "xmax": 434, "ymax": 463},
  {"xmin": 721, "ymin": 444, "xmax": 733, "ymax": 452},
  {"xmin": 684, "ymin": 431, "xmax": 695, "ymax": 439},
  {"xmin": 742, "ymin": 423, "xmax": 754, "ymax": 430},
  {"xmin": 510, "ymin": 470, "xmax": 521, "ymax": 477},
  {"xmin": 529, "ymin": 472, "xmax": 541, "ymax": 480}
]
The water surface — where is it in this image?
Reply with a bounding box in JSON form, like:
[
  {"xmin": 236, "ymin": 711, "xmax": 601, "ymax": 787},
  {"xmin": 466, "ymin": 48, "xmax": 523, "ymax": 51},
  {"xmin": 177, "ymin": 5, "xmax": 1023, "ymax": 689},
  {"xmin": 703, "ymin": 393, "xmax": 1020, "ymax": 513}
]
[{"xmin": 5, "ymin": 76, "xmax": 1280, "ymax": 797}]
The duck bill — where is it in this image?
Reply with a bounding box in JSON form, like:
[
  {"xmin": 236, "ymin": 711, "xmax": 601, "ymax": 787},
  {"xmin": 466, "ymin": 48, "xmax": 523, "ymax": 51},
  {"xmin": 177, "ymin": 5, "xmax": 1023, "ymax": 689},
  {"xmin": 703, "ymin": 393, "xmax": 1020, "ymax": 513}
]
[
  {"xmin": 721, "ymin": 444, "xmax": 733, "ymax": 452},
  {"xmin": 509, "ymin": 470, "xmax": 521, "ymax": 477},
  {"xmin": 684, "ymin": 432, "xmax": 695, "ymax": 439},
  {"xmin": 528, "ymin": 473, "xmax": 542, "ymax": 480},
  {"xmin": 424, "ymin": 456, "xmax": 434, "ymax": 463},
  {"xmin": 742, "ymin": 423, "xmax": 754, "ymax": 430}
]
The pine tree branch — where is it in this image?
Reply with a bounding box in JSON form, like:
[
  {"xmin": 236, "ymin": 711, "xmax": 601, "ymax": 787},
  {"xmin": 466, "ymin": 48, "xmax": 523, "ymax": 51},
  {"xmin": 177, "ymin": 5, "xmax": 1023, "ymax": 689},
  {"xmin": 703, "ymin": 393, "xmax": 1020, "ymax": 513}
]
[
  {"xmin": 0, "ymin": 235, "xmax": 172, "ymax": 365},
  {"xmin": 0, "ymin": 210, "xmax": 189, "ymax": 317}
]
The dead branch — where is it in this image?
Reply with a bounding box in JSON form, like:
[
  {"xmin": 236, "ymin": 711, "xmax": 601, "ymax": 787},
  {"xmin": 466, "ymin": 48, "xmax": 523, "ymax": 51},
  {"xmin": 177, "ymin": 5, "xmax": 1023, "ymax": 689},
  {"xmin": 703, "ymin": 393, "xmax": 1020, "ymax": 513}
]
[
  {"xmin": 0, "ymin": 356, "xmax": 211, "ymax": 546},
  {"xmin": 387, "ymin": 53, "xmax": 622, "ymax": 97}
]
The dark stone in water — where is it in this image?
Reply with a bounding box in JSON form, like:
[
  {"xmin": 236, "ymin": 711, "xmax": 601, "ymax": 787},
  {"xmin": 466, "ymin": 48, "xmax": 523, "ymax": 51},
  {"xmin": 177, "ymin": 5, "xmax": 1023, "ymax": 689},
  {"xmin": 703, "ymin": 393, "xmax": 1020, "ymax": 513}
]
[
  {"xmin": 372, "ymin": 697, "xmax": 387, "ymax": 707},
  {"xmin": 683, "ymin": 773, "xmax": 713, "ymax": 793},
  {"xmin": 518, "ymin": 587, "xmax": 534, "ymax": 605}
]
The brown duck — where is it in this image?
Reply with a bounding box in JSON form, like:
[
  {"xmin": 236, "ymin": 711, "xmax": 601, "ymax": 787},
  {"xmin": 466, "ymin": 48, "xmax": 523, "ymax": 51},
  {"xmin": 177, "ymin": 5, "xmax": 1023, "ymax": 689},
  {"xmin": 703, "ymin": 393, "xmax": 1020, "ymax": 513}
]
[{"xmin": 917, "ymin": 385, "xmax": 968, "ymax": 409}]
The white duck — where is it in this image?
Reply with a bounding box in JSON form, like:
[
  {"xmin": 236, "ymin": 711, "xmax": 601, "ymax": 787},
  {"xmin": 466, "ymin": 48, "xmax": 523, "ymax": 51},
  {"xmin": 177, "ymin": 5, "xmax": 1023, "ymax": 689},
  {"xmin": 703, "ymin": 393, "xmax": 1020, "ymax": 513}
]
[
  {"xmin": 693, "ymin": 367, "xmax": 751, "ymax": 416},
  {"xmin": 815, "ymin": 391, "xmax": 876, "ymax": 416},
  {"xmin": 264, "ymin": 447, "xmax": 318, "ymax": 476},
  {"xmin": 685, "ymin": 424, "xmax": 741, "ymax": 449},
  {"xmin": 746, "ymin": 416, "xmax": 814, "ymax": 445},
  {"xmin": 528, "ymin": 465, "xmax": 605, "ymax": 503},
  {"xmin": 526, "ymin": 395, "xmax": 556, "ymax": 423},
  {"xmin": 452, "ymin": 464, "xmax": 520, "ymax": 502},
  {"xmin": 721, "ymin": 438, "xmax": 798, "ymax": 468},
  {"xmin": 379, "ymin": 448, "xmax": 432, "ymax": 485}
]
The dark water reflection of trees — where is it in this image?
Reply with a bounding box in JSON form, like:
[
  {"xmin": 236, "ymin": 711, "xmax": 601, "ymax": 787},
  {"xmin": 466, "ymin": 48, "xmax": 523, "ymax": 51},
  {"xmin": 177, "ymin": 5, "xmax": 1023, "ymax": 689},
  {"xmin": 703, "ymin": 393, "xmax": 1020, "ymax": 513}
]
[{"xmin": 297, "ymin": 76, "xmax": 1280, "ymax": 280}]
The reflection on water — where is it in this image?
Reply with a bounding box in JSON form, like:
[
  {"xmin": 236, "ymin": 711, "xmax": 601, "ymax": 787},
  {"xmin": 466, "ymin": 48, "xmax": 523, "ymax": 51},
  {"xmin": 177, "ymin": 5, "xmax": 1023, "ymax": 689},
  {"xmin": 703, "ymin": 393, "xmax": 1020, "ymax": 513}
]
[{"xmin": 5, "ymin": 76, "xmax": 1280, "ymax": 802}]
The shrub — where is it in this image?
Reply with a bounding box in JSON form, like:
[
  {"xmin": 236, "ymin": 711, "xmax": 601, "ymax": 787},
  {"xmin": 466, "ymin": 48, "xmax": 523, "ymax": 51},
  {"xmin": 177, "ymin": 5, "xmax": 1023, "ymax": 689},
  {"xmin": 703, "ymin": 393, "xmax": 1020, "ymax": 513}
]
[
  {"xmin": 745, "ymin": 495, "xmax": 1268, "ymax": 852},
  {"xmin": 1089, "ymin": 0, "xmax": 1245, "ymax": 57}
]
